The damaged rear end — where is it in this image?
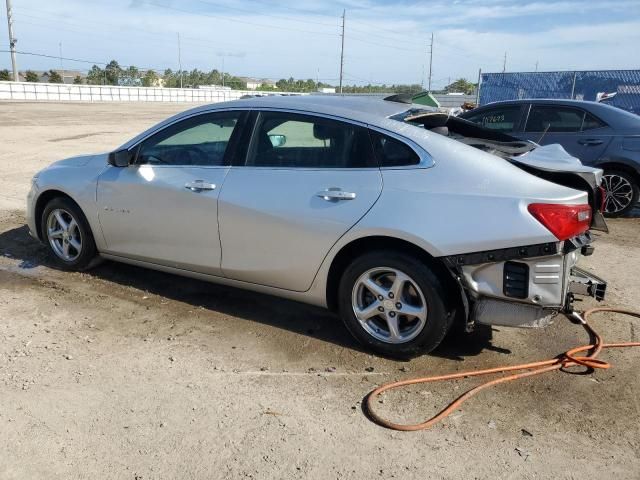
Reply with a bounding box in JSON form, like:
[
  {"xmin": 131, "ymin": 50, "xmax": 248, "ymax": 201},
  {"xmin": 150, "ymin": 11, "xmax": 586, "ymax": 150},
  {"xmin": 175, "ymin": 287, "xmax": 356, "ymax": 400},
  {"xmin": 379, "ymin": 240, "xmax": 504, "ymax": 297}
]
[{"xmin": 398, "ymin": 109, "xmax": 608, "ymax": 330}]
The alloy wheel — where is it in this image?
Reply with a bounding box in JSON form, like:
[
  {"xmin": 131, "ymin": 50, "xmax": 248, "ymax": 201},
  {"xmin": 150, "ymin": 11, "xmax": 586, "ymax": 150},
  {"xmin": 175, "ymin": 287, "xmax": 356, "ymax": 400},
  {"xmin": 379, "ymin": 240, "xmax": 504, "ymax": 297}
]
[
  {"xmin": 602, "ymin": 173, "xmax": 634, "ymax": 214},
  {"xmin": 351, "ymin": 267, "xmax": 428, "ymax": 344},
  {"xmin": 46, "ymin": 208, "xmax": 83, "ymax": 262}
]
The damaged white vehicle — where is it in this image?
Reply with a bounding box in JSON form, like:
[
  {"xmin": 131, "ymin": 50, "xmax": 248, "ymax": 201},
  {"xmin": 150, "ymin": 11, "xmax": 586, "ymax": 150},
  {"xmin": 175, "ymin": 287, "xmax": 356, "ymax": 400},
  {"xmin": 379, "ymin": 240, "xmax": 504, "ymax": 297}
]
[{"xmin": 27, "ymin": 95, "xmax": 607, "ymax": 357}]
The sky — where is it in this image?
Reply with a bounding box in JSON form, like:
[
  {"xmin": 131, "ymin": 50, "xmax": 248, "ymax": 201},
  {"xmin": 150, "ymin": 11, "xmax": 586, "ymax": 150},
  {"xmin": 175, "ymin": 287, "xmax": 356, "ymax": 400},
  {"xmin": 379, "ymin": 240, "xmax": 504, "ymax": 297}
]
[{"xmin": 1, "ymin": 0, "xmax": 639, "ymax": 88}]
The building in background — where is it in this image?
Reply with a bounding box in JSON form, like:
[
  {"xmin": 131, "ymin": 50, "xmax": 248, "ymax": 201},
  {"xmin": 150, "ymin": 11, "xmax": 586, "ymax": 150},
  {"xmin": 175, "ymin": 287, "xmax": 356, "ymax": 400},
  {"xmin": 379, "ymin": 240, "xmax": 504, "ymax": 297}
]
[{"xmin": 239, "ymin": 77, "xmax": 276, "ymax": 90}]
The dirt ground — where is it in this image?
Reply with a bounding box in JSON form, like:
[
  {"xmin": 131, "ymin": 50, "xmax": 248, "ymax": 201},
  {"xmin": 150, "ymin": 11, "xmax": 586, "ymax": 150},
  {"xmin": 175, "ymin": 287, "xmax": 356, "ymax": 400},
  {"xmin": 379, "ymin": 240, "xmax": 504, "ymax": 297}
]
[{"xmin": 1, "ymin": 102, "xmax": 639, "ymax": 479}]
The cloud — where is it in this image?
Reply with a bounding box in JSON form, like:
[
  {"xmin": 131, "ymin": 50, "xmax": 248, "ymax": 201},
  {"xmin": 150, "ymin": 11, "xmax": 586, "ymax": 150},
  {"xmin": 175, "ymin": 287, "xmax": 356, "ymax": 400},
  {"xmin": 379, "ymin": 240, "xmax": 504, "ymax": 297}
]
[{"xmin": 1, "ymin": 0, "xmax": 638, "ymax": 87}]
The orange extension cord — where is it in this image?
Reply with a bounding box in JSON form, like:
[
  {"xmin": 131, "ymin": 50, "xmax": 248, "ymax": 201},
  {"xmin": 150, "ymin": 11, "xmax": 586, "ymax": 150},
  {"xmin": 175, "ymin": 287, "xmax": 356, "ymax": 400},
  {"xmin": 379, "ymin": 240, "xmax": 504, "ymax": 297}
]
[{"xmin": 365, "ymin": 307, "xmax": 640, "ymax": 431}]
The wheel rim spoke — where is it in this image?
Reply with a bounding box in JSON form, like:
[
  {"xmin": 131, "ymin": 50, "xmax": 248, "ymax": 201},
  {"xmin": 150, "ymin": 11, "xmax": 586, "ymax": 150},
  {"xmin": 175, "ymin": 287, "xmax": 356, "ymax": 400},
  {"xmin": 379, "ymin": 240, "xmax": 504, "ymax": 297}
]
[
  {"xmin": 363, "ymin": 278, "xmax": 388, "ymax": 298},
  {"xmin": 384, "ymin": 314, "xmax": 401, "ymax": 342},
  {"xmin": 355, "ymin": 301, "xmax": 382, "ymax": 321},
  {"xmin": 401, "ymin": 303, "xmax": 427, "ymax": 321}
]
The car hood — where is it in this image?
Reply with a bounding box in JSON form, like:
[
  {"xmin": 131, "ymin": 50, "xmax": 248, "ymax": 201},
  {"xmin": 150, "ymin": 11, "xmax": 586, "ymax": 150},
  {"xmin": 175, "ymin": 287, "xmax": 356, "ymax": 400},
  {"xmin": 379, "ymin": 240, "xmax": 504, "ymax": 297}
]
[{"xmin": 47, "ymin": 153, "xmax": 109, "ymax": 169}]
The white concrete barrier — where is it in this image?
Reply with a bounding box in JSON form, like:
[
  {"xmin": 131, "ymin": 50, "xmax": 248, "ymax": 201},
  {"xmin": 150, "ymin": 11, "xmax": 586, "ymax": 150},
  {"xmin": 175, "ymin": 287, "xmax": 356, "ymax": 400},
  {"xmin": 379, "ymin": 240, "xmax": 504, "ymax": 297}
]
[{"xmin": 0, "ymin": 81, "xmax": 303, "ymax": 103}]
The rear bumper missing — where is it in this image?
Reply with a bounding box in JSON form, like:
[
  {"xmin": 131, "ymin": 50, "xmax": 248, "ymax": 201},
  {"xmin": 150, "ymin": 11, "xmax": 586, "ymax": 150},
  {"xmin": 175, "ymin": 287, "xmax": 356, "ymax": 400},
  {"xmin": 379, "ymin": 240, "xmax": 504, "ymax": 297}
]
[{"xmin": 445, "ymin": 236, "xmax": 606, "ymax": 329}]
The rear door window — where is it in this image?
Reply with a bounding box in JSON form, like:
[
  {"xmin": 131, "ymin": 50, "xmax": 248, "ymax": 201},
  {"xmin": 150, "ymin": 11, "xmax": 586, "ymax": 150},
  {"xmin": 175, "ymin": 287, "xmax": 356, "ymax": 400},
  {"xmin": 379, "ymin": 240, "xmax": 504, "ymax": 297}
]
[
  {"xmin": 245, "ymin": 112, "xmax": 376, "ymax": 168},
  {"xmin": 463, "ymin": 106, "xmax": 522, "ymax": 132},
  {"xmin": 525, "ymin": 106, "xmax": 584, "ymax": 133}
]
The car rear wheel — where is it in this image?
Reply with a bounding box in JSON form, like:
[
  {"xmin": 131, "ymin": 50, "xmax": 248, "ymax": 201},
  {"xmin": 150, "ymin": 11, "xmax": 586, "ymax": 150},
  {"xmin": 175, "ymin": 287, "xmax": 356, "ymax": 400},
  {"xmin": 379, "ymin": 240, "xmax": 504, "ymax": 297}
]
[
  {"xmin": 338, "ymin": 251, "xmax": 451, "ymax": 358},
  {"xmin": 41, "ymin": 197, "xmax": 98, "ymax": 270},
  {"xmin": 602, "ymin": 170, "xmax": 639, "ymax": 217}
]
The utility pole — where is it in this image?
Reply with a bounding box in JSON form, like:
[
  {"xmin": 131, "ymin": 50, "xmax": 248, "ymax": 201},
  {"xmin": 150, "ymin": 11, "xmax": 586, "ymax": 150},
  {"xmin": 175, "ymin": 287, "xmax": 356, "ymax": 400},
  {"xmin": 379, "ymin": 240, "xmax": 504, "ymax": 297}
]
[
  {"xmin": 339, "ymin": 9, "xmax": 345, "ymax": 94},
  {"xmin": 475, "ymin": 68, "xmax": 482, "ymax": 106},
  {"xmin": 5, "ymin": 0, "xmax": 18, "ymax": 81},
  {"xmin": 502, "ymin": 51, "xmax": 507, "ymax": 73},
  {"xmin": 535, "ymin": 60, "xmax": 538, "ymax": 72},
  {"xmin": 427, "ymin": 33, "xmax": 433, "ymax": 92},
  {"xmin": 59, "ymin": 42, "xmax": 65, "ymax": 83},
  {"xmin": 177, "ymin": 33, "xmax": 183, "ymax": 88}
]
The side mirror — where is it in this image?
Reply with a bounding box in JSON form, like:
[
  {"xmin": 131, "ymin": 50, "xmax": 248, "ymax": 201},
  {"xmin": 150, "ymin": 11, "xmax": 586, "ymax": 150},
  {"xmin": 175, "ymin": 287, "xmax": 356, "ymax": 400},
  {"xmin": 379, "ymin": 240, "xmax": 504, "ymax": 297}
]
[
  {"xmin": 268, "ymin": 134, "xmax": 286, "ymax": 147},
  {"xmin": 108, "ymin": 149, "xmax": 133, "ymax": 167}
]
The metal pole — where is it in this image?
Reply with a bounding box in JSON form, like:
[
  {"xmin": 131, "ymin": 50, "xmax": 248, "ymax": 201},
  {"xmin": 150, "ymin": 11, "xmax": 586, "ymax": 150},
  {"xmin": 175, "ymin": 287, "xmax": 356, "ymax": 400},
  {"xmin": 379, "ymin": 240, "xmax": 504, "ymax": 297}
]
[
  {"xmin": 339, "ymin": 9, "xmax": 345, "ymax": 94},
  {"xmin": 427, "ymin": 33, "xmax": 433, "ymax": 92},
  {"xmin": 177, "ymin": 33, "xmax": 183, "ymax": 88},
  {"xmin": 5, "ymin": 0, "xmax": 18, "ymax": 81},
  {"xmin": 502, "ymin": 51, "xmax": 507, "ymax": 73},
  {"xmin": 475, "ymin": 68, "xmax": 481, "ymax": 106},
  {"xmin": 570, "ymin": 71, "xmax": 577, "ymax": 99},
  {"xmin": 59, "ymin": 42, "xmax": 65, "ymax": 83}
]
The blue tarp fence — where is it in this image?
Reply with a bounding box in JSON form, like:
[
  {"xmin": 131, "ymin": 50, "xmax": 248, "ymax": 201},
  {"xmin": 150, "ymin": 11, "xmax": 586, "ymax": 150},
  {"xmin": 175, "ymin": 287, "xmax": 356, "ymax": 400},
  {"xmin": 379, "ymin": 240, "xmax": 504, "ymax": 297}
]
[{"xmin": 479, "ymin": 70, "xmax": 640, "ymax": 114}]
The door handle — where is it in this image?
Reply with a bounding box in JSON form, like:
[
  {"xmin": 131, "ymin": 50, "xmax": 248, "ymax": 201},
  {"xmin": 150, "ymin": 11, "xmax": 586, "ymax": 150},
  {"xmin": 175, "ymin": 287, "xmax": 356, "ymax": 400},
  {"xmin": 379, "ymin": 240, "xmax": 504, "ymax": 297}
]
[
  {"xmin": 316, "ymin": 189, "xmax": 357, "ymax": 201},
  {"xmin": 578, "ymin": 139, "xmax": 604, "ymax": 146},
  {"xmin": 185, "ymin": 180, "xmax": 216, "ymax": 191}
]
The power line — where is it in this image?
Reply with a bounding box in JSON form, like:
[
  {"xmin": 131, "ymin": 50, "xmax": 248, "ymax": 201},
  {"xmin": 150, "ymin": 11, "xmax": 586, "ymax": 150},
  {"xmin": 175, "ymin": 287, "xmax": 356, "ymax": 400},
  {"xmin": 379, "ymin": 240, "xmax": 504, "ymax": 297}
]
[{"xmin": 141, "ymin": 1, "xmax": 339, "ymax": 38}]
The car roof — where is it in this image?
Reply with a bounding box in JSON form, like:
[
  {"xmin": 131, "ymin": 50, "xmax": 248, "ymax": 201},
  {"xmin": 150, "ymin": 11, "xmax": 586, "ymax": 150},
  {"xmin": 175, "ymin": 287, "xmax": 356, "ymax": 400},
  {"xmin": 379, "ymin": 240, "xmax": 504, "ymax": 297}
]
[
  {"xmin": 194, "ymin": 94, "xmax": 415, "ymax": 124},
  {"xmin": 119, "ymin": 95, "xmax": 427, "ymax": 150}
]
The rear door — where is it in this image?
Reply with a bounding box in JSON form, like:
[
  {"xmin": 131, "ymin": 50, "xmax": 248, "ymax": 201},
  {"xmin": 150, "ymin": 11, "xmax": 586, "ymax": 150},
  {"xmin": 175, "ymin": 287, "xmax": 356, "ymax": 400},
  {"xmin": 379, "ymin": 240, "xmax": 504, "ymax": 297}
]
[
  {"xmin": 520, "ymin": 105, "xmax": 613, "ymax": 164},
  {"xmin": 218, "ymin": 110, "xmax": 382, "ymax": 291},
  {"xmin": 97, "ymin": 110, "xmax": 247, "ymax": 274}
]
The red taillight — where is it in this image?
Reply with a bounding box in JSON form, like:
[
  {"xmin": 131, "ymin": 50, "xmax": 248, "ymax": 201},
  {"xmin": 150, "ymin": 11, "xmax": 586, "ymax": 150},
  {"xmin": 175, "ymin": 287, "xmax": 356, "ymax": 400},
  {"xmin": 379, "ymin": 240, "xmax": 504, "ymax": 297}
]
[{"xmin": 527, "ymin": 203, "xmax": 592, "ymax": 241}]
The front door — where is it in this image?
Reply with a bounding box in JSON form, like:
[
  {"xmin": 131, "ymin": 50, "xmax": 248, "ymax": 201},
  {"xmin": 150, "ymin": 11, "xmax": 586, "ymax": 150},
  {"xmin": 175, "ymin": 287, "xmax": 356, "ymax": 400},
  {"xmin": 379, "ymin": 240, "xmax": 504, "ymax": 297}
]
[
  {"xmin": 97, "ymin": 110, "xmax": 246, "ymax": 275},
  {"xmin": 218, "ymin": 111, "xmax": 383, "ymax": 291}
]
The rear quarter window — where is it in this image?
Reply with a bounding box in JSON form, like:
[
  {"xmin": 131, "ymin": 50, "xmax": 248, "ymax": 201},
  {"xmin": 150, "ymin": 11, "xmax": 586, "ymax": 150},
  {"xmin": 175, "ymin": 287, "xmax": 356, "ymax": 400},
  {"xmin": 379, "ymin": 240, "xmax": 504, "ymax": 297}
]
[{"xmin": 369, "ymin": 131, "xmax": 420, "ymax": 167}]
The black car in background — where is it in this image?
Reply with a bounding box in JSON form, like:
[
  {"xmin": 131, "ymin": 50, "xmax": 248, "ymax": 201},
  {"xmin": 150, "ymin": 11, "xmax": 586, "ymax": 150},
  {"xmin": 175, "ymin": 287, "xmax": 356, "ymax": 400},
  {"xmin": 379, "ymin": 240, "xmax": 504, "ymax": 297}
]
[{"xmin": 459, "ymin": 99, "xmax": 640, "ymax": 216}]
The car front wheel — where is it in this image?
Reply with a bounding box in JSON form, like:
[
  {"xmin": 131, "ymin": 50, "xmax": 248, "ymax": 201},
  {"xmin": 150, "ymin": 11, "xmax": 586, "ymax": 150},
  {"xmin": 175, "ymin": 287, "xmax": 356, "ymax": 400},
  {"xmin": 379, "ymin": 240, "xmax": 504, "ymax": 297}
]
[
  {"xmin": 41, "ymin": 196, "xmax": 98, "ymax": 270},
  {"xmin": 602, "ymin": 170, "xmax": 639, "ymax": 217},
  {"xmin": 338, "ymin": 251, "xmax": 451, "ymax": 358}
]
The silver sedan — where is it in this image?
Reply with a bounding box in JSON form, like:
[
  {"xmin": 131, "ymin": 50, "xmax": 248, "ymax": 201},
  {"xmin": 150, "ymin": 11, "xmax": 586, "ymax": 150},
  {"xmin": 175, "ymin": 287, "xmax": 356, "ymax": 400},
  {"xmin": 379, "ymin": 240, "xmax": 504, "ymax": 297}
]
[{"xmin": 27, "ymin": 95, "xmax": 607, "ymax": 357}]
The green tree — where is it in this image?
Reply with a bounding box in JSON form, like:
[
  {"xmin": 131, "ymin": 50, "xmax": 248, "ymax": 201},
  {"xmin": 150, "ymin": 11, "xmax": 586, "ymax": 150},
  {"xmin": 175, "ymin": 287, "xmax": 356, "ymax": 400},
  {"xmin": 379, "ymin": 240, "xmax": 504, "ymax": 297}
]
[
  {"xmin": 162, "ymin": 69, "xmax": 177, "ymax": 88},
  {"xmin": 73, "ymin": 75, "xmax": 83, "ymax": 84},
  {"xmin": 0, "ymin": 69, "xmax": 10, "ymax": 81},
  {"xmin": 48, "ymin": 70, "xmax": 63, "ymax": 83},
  {"xmin": 444, "ymin": 78, "xmax": 476, "ymax": 95},
  {"xmin": 25, "ymin": 70, "xmax": 39, "ymax": 82},
  {"xmin": 86, "ymin": 65, "xmax": 104, "ymax": 85},
  {"xmin": 142, "ymin": 69, "xmax": 158, "ymax": 87},
  {"xmin": 104, "ymin": 60, "xmax": 122, "ymax": 85},
  {"xmin": 121, "ymin": 65, "xmax": 139, "ymax": 85}
]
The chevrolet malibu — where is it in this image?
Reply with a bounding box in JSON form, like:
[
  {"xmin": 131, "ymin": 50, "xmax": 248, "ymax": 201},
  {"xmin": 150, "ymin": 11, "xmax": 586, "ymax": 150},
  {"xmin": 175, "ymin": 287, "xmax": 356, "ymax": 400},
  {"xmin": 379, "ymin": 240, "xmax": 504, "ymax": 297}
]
[{"xmin": 27, "ymin": 95, "xmax": 607, "ymax": 357}]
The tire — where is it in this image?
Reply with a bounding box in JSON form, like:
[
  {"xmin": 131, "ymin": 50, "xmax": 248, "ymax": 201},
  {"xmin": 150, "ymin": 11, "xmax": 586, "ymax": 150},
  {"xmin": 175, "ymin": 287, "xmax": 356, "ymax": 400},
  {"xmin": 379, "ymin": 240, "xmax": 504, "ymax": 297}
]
[
  {"xmin": 338, "ymin": 250, "xmax": 451, "ymax": 358},
  {"xmin": 41, "ymin": 196, "xmax": 98, "ymax": 271},
  {"xmin": 602, "ymin": 170, "xmax": 639, "ymax": 218}
]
